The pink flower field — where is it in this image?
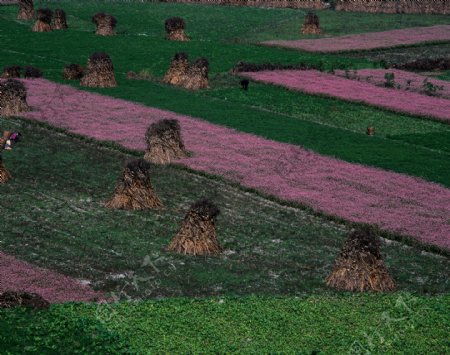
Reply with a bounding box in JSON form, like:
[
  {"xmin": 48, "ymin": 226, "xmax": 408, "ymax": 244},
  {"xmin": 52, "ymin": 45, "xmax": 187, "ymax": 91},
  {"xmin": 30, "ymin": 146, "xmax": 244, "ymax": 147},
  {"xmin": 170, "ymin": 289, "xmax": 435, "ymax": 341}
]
[
  {"xmin": 19, "ymin": 79, "xmax": 450, "ymax": 250},
  {"xmin": 262, "ymin": 25, "xmax": 450, "ymax": 52},
  {"xmin": 241, "ymin": 70, "xmax": 450, "ymax": 123},
  {"xmin": 334, "ymin": 69, "xmax": 450, "ymax": 99},
  {"xmin": 0, "ymin": 252, "xmax": 104, "ymax": 303}
]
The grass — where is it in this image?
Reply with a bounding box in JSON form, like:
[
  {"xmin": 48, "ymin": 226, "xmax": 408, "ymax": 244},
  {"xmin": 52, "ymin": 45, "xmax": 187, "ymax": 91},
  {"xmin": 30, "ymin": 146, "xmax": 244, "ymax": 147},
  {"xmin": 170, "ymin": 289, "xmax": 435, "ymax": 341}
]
[
  {"xmin": 0, "ymin": 117, "xmax": 448, "ymax": 300},
  {"xmin": 1, "ymin": 294, "xmax": 449, "ymax": 353},
  {"xmin": 0, "ymin": 2, "xmax": 449, "ymax": 353},
  {"xmin": 1, "ymin": 1, "xmax": 450, "ymax": 187}
]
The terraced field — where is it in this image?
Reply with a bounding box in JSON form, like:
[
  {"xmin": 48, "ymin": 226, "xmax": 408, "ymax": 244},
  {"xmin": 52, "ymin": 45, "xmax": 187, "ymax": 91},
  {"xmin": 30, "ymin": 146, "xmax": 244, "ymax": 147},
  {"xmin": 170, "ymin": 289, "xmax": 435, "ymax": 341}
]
[{"xmin": 0, "ymin": 0, "xmax": 449, "ymax": 353}]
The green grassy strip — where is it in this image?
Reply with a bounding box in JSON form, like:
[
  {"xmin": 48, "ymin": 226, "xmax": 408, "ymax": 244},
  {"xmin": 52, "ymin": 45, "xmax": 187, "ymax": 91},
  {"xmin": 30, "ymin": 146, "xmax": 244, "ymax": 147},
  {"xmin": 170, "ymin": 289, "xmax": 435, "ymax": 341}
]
[
  {"xmin": 204, "ymin": 80, "xmax": 450, "ymax": 151},
  {"xmin": 1, "ymin": 294, "xmax": 449, "ymax": 353},
  {"xmin": 87, "ymin": 79, "xmax": 450, "ymax": 187},
  {"xmin": 1, "ymin": 117, "xmax": 448, "ymax": 300}
]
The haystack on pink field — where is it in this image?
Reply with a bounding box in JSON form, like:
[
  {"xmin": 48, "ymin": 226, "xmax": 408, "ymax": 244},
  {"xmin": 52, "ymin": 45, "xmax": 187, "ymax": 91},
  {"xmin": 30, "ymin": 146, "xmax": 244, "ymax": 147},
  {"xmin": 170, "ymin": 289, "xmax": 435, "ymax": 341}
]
[
  {"xmin": 0, "ymin": 79, "xmax": 30, "ymax": 117},
  {"xmin": 144, "ymin": 119, "xmax": 189, "ymax": 164}
]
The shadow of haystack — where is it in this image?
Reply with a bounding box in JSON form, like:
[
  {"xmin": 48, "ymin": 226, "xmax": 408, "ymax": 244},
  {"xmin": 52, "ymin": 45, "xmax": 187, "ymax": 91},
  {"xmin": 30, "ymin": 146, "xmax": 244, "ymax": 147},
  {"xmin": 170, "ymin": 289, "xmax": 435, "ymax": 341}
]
[
  {"xmin": 165, "ymin": 17, "xmax": 190, "ymax": 41},
  {"xmin": 144, "ymin": 119, "xmax": 188, "ymax": 164},
  {"xmin": 163, "ymin": 53, "xmax": 209, "ymax": 90},
  {"xmin": 168, "ymin": 199, "xmax": 222, "ymax": 256},
  {"xmin": 301, "ymin": 11, "xmax": 321, "ymax": 35},
  {"xmin": 0, "ymin": 79, "xmax": 30, "ymax": 117},
  {"xmin": 63, "ymin": 64, "xmax": 83, "ymax": 80},
  {"xmin": 24, "ymin": 66, "xmax": 42, "ymax": 78},
  {"xmin": 92, "ymin": 12, "xmax": 116, "ymax": 36},
  {"xmin": 17, "ymin": 0, "xmax": 34, "ymax": 20},
  {"xmin": 1, "ymin": 66, "xmax": 21, "ymax": 79},
  {"xmin": 32, "ymin": 8, "xmax": 52, "ymax": 32},
  {"xmin": 80, "ymin": 52, "xmax": 117, "ymax": 88},
  {"xmin": 106, "ymin": 159, "xmax": 163, "ymax": 210},
  {"xmin": 52, "ymin": 8, "xmax": 68, "ymax": 30},
  {"xmin": 0, "ymin": 291, "xmax": 49, "ymax": 310},
  {"xmin": 326, "ymin": 227, "xmax": 396, "ymax": 292}
]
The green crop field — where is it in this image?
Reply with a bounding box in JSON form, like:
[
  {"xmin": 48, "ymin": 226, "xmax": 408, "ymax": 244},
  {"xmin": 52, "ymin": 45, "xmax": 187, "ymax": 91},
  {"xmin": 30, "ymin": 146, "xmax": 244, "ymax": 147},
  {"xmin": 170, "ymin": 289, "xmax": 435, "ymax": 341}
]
[
  {"xmin": 1, "ymin": 1, "xmax": 450, "ymax": 186},
  {"xmin": 1, "ymin": 117, "xmax": 448, "ymax": 298},
  {"xmin": 2, "ymin": 294, "xmax": 449, "ymax": 353},
  {"xmin": 0, "ymin": 1, "xmax": 449, "ymax": 353}
]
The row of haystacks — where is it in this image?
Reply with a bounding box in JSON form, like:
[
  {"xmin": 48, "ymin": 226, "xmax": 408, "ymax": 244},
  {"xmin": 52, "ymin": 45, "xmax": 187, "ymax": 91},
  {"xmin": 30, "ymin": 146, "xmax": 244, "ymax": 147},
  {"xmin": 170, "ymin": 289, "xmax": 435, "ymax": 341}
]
[
  {"xmin": 105, "ymin": 118, "xmax": 395, "ymax": 293},
  {"xmin": 67, "ymin": 12, "xmax": 189, "ymax": 40},
  {"xmin": 106, "ymin": 155, "xmax": 396, "ymax": 291},
  {"xmin": 4, "ymin": 50, "xmax": 208, "ymax": 92},
  {"xmin": 17, "ymin": 2, "xmax": 320, "ymax": 37},
  {"xmin": 16, "ymin": 1, "xmax": 191, "ymax": 39},
  {"xmin": 0, "ymin": 224, "xmax": 396, "ymax": 310},
  {"xmin": 61, "ymin": 53, "xmax": 117, "ymax": 88},
  {"xmin": 17, "ymin": 0, "xmax": 68, "ymax": 32},
  {"xmin": 104, "ymin": 158, "xmax": 221, "ymax": 255}
]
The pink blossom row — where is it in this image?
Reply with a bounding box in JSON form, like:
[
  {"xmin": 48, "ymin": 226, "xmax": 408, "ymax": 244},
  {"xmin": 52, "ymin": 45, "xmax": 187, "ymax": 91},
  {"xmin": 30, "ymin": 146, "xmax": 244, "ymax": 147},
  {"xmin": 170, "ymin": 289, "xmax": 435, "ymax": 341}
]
[
  {"xmin": 0, "ymin": 251, "xmax": 104, "ymax": 303},
  {"xmin": 263, "ymin": 25, "xmax": 450, "ymax": 52},
  {"xmin": 241, "ymin": 69, "xmax": 450, "ymax": 123},
  {"xmin": 20, "ymin": 79, "xmax": 450, "ymax": 250},
  {"xmin": 334, "ymin": 69, "xmax": 450, "ymax": 99}
]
